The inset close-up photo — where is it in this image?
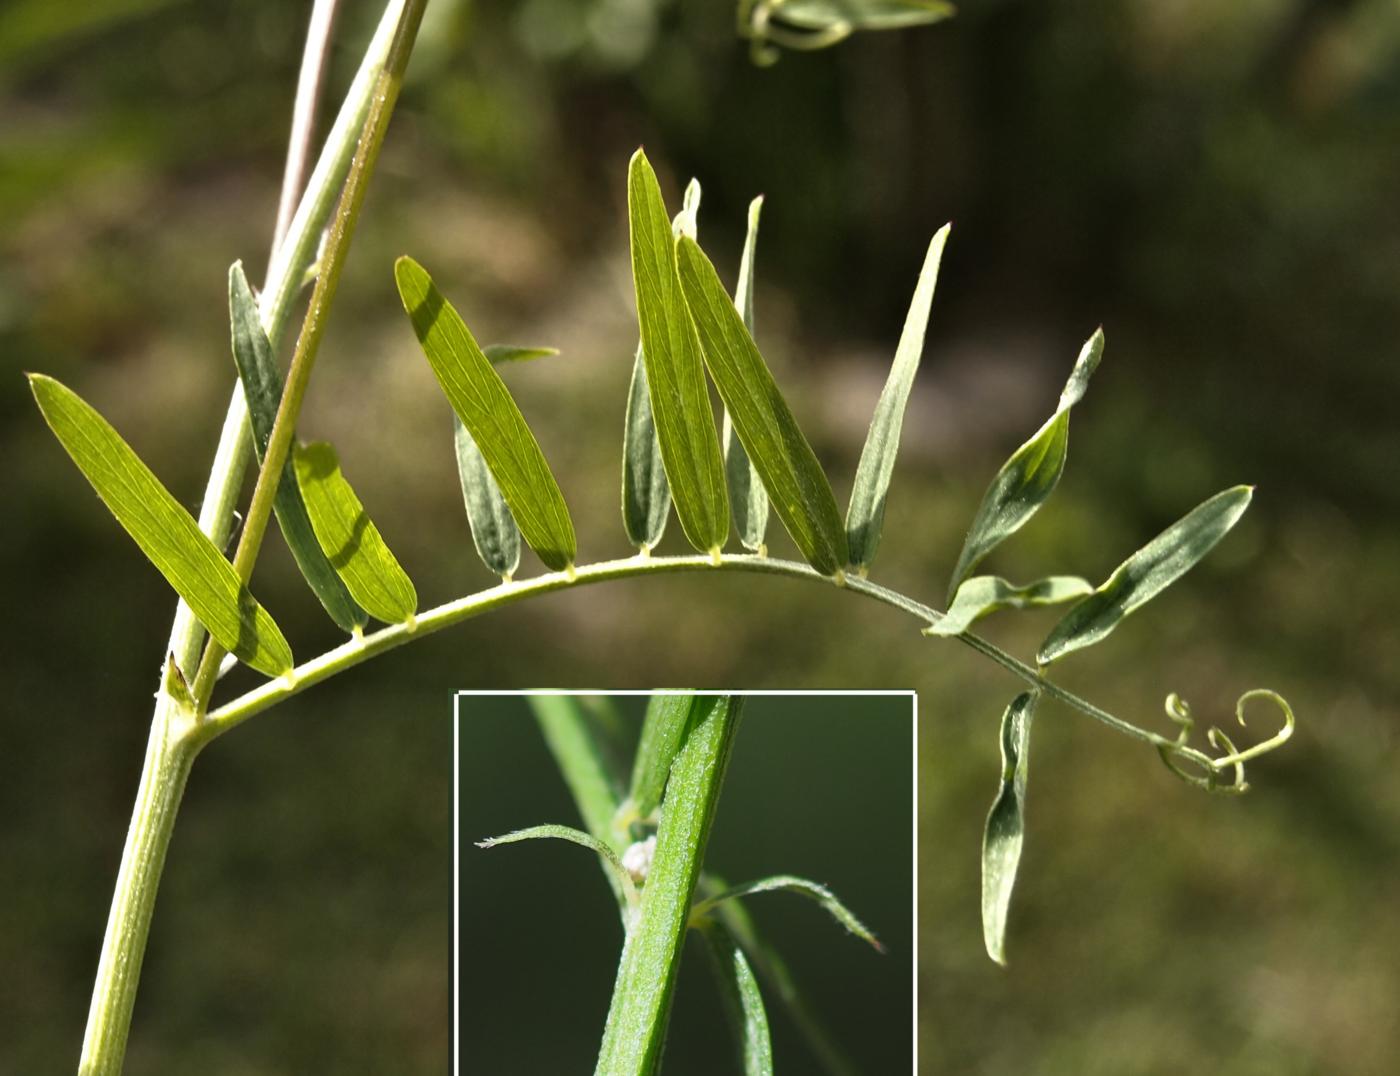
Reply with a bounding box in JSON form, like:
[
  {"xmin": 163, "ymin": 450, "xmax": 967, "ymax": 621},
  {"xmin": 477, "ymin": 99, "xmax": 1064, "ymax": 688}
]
[{"xmin": 454, "ymin": 692, "xmax": 915, "ymax": 1074}]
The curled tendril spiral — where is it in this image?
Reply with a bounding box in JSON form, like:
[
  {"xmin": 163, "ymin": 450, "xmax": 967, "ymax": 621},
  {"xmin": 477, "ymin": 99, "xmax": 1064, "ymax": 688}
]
[
  {"xmin": 1156, "ymin": 689, "xmax": 1295, "ymax": 795},
  {"xmin": 739, "ymin": 1, "xmax": 855, "ymax": 65}
]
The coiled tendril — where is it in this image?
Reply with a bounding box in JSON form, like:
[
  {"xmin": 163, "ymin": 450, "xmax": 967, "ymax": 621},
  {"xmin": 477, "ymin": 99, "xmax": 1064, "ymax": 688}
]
[{"xmin": 1157, "ymin": 689, "xmax": 1295, "ymax": 795}]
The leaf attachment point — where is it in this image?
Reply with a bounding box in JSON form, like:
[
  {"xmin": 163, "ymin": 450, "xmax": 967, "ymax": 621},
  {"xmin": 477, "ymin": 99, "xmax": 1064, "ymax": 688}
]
[{"xmin": 28, "ymin": 374, "xmax": 293, "ymax": 677}]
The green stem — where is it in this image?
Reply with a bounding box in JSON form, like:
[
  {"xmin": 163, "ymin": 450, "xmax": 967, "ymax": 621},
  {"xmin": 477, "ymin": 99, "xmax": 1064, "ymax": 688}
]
[
  {"xmin": 78, "ymin": 700, "xmax": 199, "ymax": 1076},
  {"xmin": 79, "ymin": 5, "xmax": 426, "ymax": 1071},
  {"xmin": 594, "ymin": 695, "xmax": 746, "ymax": 1075},
  {"xmin": 199, "ymin": 554, "xmax": 1218, "ymax": 771},
  {"xmin": 189, "ymin": 0, "xmax": 430, "ymax": 704}
]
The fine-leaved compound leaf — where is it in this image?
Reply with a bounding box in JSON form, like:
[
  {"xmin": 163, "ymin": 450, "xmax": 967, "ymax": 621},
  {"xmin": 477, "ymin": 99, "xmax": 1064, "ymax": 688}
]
[
  {"xmin": 627, "ymin": 150, "xmax": 729, "ymax": 556},
  {"xmin": 982, "ymin": 690, "xmax": 1037, "ymax": 965},
  {"xmin": 621, "ymin": 180, "xmax": 700, "ymax": 552},
  {"xmin": 396, "ymin": 256, "xmax": 577, "ymax": 572},
  {"xmin": 628, "ymin": 692, "xmax": 699, "ymax": 821},
  {"xmin": 677, "ymin": 235, "xmax": 849, "ymax": 576},
  {"xmin": 724, "ymin": 196, "xmax": 771, "ymax": 554},
  {"xmin": 692, "ymin": 875, "xmax": 883, "ymax": 952},
  {"xmin": 228, "ymin": 262, "xmax": 368, "ymax": 636},
  {"xmin": 454, "ymin": 414, "xmax": 521, "ymax": 581},
  {"xmin": 846, "ymin": 225, "xmax": 949, "ymax": 573},
  {"xmin": 924, "ymin": 574, "xmax": 1092, "ymax": 637},
  {"xmin": 774, "ymin": 0, "xmax": 957, "ymax": 31},
  {"xmin": 293, "ymin": 441, "xmax": 418, "ymax": 625},
  {"xmin": 700, "ymin": 921, "xmax": 774, "ymax": 1076},
  {"xmin": 28, "ymin": 374, "xmax": 293, "ymax": 677},
  {"xmin": 1037, "ymin": 484, "xmax": 1254, "ymax": 665},
  {"xmin": 947, "ymin": 329, "xmax": 1104, "ymax": 600}
]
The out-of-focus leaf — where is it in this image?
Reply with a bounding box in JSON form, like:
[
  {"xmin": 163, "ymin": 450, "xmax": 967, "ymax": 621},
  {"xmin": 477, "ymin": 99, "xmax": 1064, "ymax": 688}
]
[
  {"xmin": 293, "ymin": 441, "xmax": 417, "ymax": 625},
  {"xmin": 692, "ymin": 874, "xmax": 883, "ymax": 952},
  {"xmin": 627, "ymin": 151, "xmax": 729, "ymax": 555},
  {"xmin": 228, "ymin": 262, "xmax": 368, "ymax": 635},
  {"xmin": 947, "ymin": 329, "xmax": 1104, "ymax": 599},
  {"xmin": 483, "ymin": 344, "xmax": 557, "ymax": 365},
  {"xmin": 628, "ymin": 693, "xmax": 698, "ymax": 820},
  {"xmin": 1038, "ymin": 485, "xmax": 1254, "ymax": 665},
  {"xmin": 677, "ymin": 235, "xmax": 849, "ymax": 576},
  {"xmin": 396, "ymin": 256, "xmax": 577, "ymax": 572},
  {"xmin": 982, "ymin": 690, "xmax": 1036, "ymax": 965},
  {"xmin": 621, "ymin": 180, "xmax": 700, "ymax": 552},
  {"xmin": 28, "ymin": 374, "xmax": 293, "ymax": 677},
  {"xmin": 846, "ymin": 225, "xmax": 949, "ymax": 573},
  {"xmin": 773, "ymin": 0, "xmax": 956, "ymax": 31},
  {"xmin": 924, "ymin": 574, "xmax": 1091, "ymax": 637},
  {"xmin": 724, "ymin": 196, "xmax": 771, "ymax": 554},
  {"xmin": 454, "ymin": 415, "xmax": 521, "ymax": 581},
  {"xmin": 700, "ymin": 921, "xmax": 774, "ymax": 1076}
]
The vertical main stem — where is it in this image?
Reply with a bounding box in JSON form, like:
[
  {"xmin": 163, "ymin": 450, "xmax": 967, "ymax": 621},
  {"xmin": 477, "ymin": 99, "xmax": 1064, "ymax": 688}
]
[{"xmin": 79, "ymin": 702, "xmax": 198, "ymax": 1075}]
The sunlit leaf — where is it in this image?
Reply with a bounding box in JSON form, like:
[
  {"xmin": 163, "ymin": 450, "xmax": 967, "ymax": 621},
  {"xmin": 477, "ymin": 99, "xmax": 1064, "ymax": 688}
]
[
  {"xmin": 621, "ymin": 179, "xmax": 700, "ymax": 552},
  {"xmin": 923, "ymin": 574, "xmax": 1091, "ymax": 637},
  {"xmin": 228, "ymin": 262, "xmax": 368, "ymax": 635},
  {"xmin": 846, "ymin": 225, "xmax": 949, "ymax": 573},
  {"xmin": 774, "ymin": 0, "xmax": 956, "ymax": 31},
  {"xmin": 28, "ymin": 373, "xmax": 293, "ymax": 677},
  {"xmin": 454, "ymin": 415, "xmax": 521, "ymax": 581},
  {"xmin": 628, "ymin": 692, "xmax": 698, "ymax": 820},
  {"xmin": 627, "ymin": 150, "xmax": 729, "ymax": 556},
  {"xmin": 1037, "ymin": 485, "xmax": 1253, "ymax": 665},
  {"xmin": 700, "ymin": 921, "xmax": 774, "ymax": 1076},
  {"xmin": 982, "ymin": 690, "xmax": 1036, "ymax": 965},
  {"xmin": 724, "ymin": 196, "xmax": 771, "ymax": 554},
  {"xmin": 677, "ymin": 235, "xmax": 849, "ymax": 576},
  {"xmin": 947, "ymin": 329, "xmax": 1104, "ymax": 599},
  {"xmin": 692, "ymin": 874, "xmax": 883, "ymax": 952},
  {"xmin": 293, "ymin": 441, "xmax": 417, "ymax": 625},
  {"xmin": 396, "ymin": 256, "xmax": 577, "ymax": 572}
]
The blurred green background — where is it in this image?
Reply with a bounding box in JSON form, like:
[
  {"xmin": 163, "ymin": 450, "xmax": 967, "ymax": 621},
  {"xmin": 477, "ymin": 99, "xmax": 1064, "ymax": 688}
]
[
  {"xmin": 1, "ymin": 0, "xmax": 1397, "ymax": 1072},
  {"xmin": 457, "ymin": 694, "xmax": 913, "ymax": 1073}
]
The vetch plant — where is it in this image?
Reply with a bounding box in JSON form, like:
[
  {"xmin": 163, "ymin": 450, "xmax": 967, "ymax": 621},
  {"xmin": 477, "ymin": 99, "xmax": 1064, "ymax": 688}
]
[{"xmin": 25, "ymin": 2, "xmax": 1295, "ymax": 1072}]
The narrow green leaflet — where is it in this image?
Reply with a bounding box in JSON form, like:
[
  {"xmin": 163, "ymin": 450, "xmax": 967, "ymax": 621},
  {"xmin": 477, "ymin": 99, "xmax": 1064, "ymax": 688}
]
[
  {"xmin": 293, "ymin": 441, "xmax": 418, "ymax": 625},
  {"xmin": 700, "ymin": 921, "xmax": 774, "ymax": 1076},
  {"xmin": 1038, "ymin": 485, "xmax": 1254, "ymax": 665},
  {"xmin": 773, "ymin": 0, "xmax": 957, "ymax": 31},
  {"xmin": 982, "ymin": 690, "xmax": 1037, "ymax": 966},
  {"xmin": 28, "ymin": 374, "xmax": 293, "ymax": 677},
  {"xmin": 453, "ymin": 414, "xmax": 521, "ymax": 581},
  {"xmin": 396, "ymin": 256, "xmax": 577, "ymax": 572},
  {"xmin": 228, "ymin": 262, "xmax": 368, "ymax": 635},
  {"xmin": 677, "ymin": 236, "xmax": 849, "ymax": 576},
  {"xmin": 947, "ymin": 329, "xmax": 1104, "ymax": 600},
  {"xmin": 628, "ymin": 692, "xmax": 699, "ymax": 820},
  {"xmin": 627, "ymin": 150, "xmax": 729, "ymax": 555},
  {"xmin": 846, "ymin": 225, "xmax": 949, "ymax": 573},
  {"xmin": 477, "ymin": 824, "xmax": 640, "ymax": 912},
  {"xmin": 924, "ymin": 574, "xmax": 1091, "ymax": 637},
  {"xmin": 692, "ymin": 875, "xmax": 883, "ymax": 952},
  {"xmin": 621, "ymin": 180, "xmax": 700, "ymax": 552},
  {"xmin": 724, "ymin": 196, "xmax": 771, "ymax": 554}
]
